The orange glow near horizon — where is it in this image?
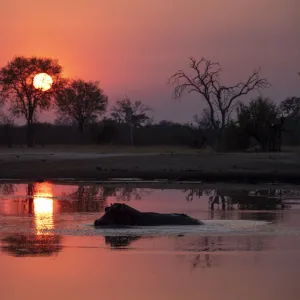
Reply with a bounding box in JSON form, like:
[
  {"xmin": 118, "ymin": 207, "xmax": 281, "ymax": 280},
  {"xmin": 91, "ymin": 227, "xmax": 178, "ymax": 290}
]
[
  {"xmin": 1, "ymin": 0, "xmax": 299, "ymax": 123},
  {"xmin": 33, "ymin": 182, "xmax": 54, "ymax": 235}
]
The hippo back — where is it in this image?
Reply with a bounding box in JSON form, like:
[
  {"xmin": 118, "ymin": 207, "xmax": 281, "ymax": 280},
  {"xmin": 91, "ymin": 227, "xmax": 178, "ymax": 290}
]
[{"xmin": 95, "ymin": 203, "xmax": 141, "ymax": 226}]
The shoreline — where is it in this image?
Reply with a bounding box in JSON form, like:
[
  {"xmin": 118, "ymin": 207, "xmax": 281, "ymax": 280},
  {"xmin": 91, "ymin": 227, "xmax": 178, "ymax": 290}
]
[
  {"xmin": 2, "ymin": 178, "xmax": 300, "ymax": 191},
  {"xmin": 1, "ymin": 150, "xmax": 300, "ymax": 184}
]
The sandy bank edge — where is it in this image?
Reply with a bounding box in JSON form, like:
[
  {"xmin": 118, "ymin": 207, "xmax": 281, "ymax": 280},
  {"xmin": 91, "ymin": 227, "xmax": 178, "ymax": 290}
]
[{"xmin": 1, "ymin": 152, "xmax": 300, "ymax": 184}]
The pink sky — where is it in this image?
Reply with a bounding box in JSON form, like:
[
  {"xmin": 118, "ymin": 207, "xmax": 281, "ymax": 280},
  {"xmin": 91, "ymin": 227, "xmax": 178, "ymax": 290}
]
[{"xmin": 1, "ymin": 0, "xmax": 299, "ymax": 123}]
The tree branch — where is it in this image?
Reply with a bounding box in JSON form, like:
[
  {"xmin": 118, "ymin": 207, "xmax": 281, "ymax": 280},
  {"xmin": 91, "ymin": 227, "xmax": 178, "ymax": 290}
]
[{"xmin": 169, "ymin": 57, "xmax": 270, "ymax": 135}]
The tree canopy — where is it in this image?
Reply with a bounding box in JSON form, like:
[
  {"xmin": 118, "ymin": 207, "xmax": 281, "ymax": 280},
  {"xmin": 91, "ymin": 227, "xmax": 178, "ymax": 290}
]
[
  {"xmin": 111, "ymin": 97, "xmax": 153, "ymax": 145},
  {"xmin": 55, "ymin": 79, "xmax": 108, "ymax": 132},
  {"xmin": 237, "ymin": 96, "xmax": 280, "ymax": 151},
  {"xmin": 0, "ymin": 56, "xmax": 65, "ymax": 146},
  {"xmin": 111, "ymin": 97, "xmax": 153, "ymax": 127},
  {"xmin": 279, "ymin": 97, "xmax": 300, "ymax": 118}
]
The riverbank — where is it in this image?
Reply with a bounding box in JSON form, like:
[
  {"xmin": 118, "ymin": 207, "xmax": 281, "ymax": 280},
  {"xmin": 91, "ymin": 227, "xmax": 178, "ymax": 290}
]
[{"xmin": 1, "ymin": 147, "xmax": 300, "ymax": 183}]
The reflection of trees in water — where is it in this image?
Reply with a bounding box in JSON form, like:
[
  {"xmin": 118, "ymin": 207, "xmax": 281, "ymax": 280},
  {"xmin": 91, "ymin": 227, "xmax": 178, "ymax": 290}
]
[
  {"xmin": 0, "ymin": 183, "xmax": 154, "ymax": 214},
  {"xmin": 1, "ymin": 183, "xmax": 154, "ymax": 214},
  {"xmin": 179, "ymin": 235, "xmax": 265, "ymax": 252},
  {"xmin": 1, "ymin": 182, "xmax": 62, "ymax": 257},
  {"xmin": 184, "ymin": 188, "xmax": 293, "ymax": 222},
  {"xmin": 27, "ymin": 183, "xmax": 35, "ymax": 215},
  {"xmin": 191, "ymin": 254, "xmax": 214, "ymax": 269},
  {"xmin": 1, "ymin": 234, "xmax": 62, "ymax": 257},
  {"xmin": 2, "ymin": 183, "xmax": 39, "ymax": 216},
  {"xmin": 184, "ymin": 188, "xmax": 293, "ymax": 210},
  {"xmin": 177, "ymin": 235, "xmax": 267, "ymax": 269},
  {"xmin": 1, "ymin": 183, "xmax": 39, "ymax": 217},
  {"xmin": 208, "ymin": 191, "xmax": 289, "ymax": 223},
  {"xmin": 59, "ymin": 185, "xmax": 152, "ymax": 212},
  {"xmin": 0, "ymin": 183, "xmax": 17, "ymax": 195},
  {"xmin": 114, "ymin": 187, "xmax": 153, "ymax": 202},
  {"xmin": 104, "ymin": 234, "xmax": 216, "ymax": 269},
  {"xmin": 103, "ymin": 233, "xmax": 268, "ymax": 269},
  {"xmin": 1, "ymin": 183, "xmax": 117, "ymax": 215},
  {"xmin": 185, "ymin": 189, "xmax": 214, "ymax": 201},
  {"xmin": 60, "ymin": 185, "xmax": 116, "ymax": 213}
]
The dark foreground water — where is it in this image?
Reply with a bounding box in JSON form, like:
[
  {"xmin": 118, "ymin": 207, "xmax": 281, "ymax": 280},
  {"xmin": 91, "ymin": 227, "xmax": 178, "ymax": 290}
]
[{"xmin": 1, "ymin": 182, "xmax": 300, "ymax": 300}]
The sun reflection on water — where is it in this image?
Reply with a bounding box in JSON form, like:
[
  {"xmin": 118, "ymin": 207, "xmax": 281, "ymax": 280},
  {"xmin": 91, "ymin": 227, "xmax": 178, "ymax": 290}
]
[{"xmin": 33, "ymin": 182, "xmax": 54, "ymax": 235}]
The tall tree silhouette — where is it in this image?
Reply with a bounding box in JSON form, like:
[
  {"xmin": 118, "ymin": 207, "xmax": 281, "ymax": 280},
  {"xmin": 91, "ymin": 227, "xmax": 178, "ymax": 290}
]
[
  {"xmin": 55, "ymin": 79, "xmax": 108, "ymax": 132},
  {"xmin": 279, "ymin": 97, "xmax": 300, "ymax": 118},
  {"xmin": 169, "ymin": 57, "xmax": 269, "ymax": 148},
  {"xmin": 111, "ymin": 97, "xmax": 153, "ymax": 145},
  {"xmin": 0, "ymin": 56, "xmax": 65, "ymax": 146},
  {"xmin": 237, "ymin": 97, "xmax": 280, "ymax": 151}
]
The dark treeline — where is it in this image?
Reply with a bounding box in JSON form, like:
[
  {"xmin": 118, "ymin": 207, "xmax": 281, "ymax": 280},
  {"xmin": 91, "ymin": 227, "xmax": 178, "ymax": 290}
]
[
  {"xmin": 1, "ymin": 98, "xmax": 300, "ymax": 151},
  {"xmin": 0, "ymin": 120, "xmax": 198, "ymax": 147},
  {"xmin": 1, "ymin": 106, "xmax": 300, "ymax": 150},
  {"xmin": 0, "ymin": 56, "xmax": 299, "ymax": 151}
]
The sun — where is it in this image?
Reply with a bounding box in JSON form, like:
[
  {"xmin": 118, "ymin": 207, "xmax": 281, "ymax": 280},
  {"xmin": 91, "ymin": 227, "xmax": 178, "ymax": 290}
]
[{"xmin": 33, "ymin": 73, "xmax": 53, "ymax": 91}]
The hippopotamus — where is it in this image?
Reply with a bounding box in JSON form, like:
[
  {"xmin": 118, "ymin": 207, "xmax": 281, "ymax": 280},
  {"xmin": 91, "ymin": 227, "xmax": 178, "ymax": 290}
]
[{"xmin": 94, "ymin": 203, "xmax": 203, "ymax": 227}]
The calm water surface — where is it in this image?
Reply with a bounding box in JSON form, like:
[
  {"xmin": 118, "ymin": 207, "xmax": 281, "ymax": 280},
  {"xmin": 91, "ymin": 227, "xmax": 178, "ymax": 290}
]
[{"xmin": 0, "ymin": 182, "xmax": 300, "ymax": 300}]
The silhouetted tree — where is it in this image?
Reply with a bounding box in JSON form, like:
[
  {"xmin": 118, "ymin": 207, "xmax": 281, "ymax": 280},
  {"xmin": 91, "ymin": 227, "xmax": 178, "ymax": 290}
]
[
  {"xmin": 97, "ymin": 119, "xmax": 119, "ymax": 144},
  {"xmin": 279, "ymin": 97, "xmax": 300, "ymax": 119},
  {"xmin": 237, "ymin": 97, "xmax": 280, "ymax": 151},
  {"xmin": 191, "ymin": 108, "xmax": 218, "ymax": 148},
  {"xmin": 169, "ymin": 57, "xmax": 270, "ymax": 149},
  {"xmin": 0, "ymin": 56, "xmax": 65, "ymax": 147},
  {"xmin": 111, "ymin": 97, "xmax": 153, "ymax": 145},
  {"xmin": 0, "ymin": 113, "xmax": 15, "ymax": 147},
  {"xmin": 55, "ymin": 79, "xmax": 108, "ymax": 132}
]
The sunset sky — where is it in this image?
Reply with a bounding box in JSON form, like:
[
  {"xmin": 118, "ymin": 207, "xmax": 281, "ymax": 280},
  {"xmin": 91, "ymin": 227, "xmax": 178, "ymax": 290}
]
[{"xmin": 1, "ymin": 0, "xmax": 299, "ymax": 123}]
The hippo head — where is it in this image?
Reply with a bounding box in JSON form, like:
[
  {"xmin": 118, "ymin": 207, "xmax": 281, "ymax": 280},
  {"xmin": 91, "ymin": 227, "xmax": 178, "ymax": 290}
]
[{"xmin": 94, "ymin": 203, "xmax": 140, "ymax": 226}]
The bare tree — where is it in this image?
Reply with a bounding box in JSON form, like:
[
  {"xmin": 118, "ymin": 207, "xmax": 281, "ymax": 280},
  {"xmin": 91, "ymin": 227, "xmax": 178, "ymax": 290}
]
[
  {"xmin": 111, "ymin": 97, "xmax": 153, "ymax": 145},
  {"xmin": 0, "ymin": 56, "xmax": 65, "ymax": 147},
  {"xmin": 169, "ymin": 57, "xmax": 270, "ymax": 147},
  {"xmin": 55, "ymin": 79, "xmax": 108, "ymax": 132}
]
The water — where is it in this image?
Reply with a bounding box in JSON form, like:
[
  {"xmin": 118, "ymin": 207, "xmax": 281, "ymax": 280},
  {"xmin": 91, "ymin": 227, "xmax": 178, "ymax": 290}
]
[{"xmin": 0, "ymin": 182, "xmax": 300, "ymax": 300}]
